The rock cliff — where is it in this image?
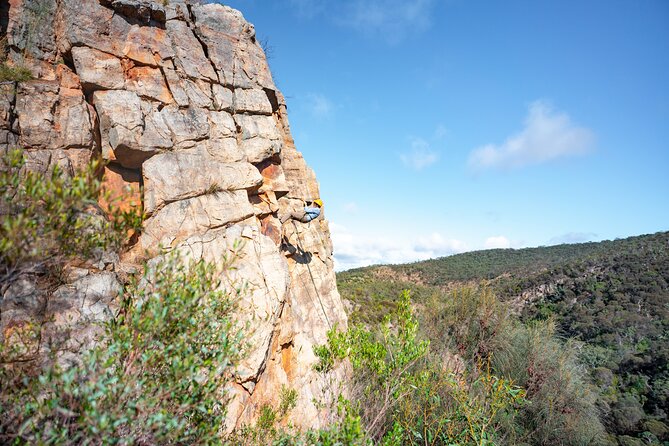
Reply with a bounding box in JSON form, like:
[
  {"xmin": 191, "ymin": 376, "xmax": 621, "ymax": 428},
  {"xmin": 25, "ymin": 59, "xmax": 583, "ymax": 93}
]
[{"xmin": 0, "ymin": 0, "xmax": 346, "ymax": 428}]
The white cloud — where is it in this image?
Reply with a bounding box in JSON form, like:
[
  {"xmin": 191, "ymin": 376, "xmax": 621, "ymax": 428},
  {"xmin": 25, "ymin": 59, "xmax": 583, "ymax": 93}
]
[
  {"xmin": 484, "ymin": 236, "xmax": 511, "ymax": 249},
  {"xmin": 330, "ymin": 223, "xmax": 466, "ymax": 271},
  {"xmin": 468, "ymin": 101, "xmax": 595, "ymax": 171},
  {"xmin": 338, "ymin": 0, "xmax": 434, "ymax": 43},
  {"xmin": 400, "ymin": 137, "xmax": 439, "ymax": 170},
  {"xmin": 342, "ymin": 202, "xmax": 359, "ymax": 213},
  {"xmin": 306, "ymin": 93, "xmax": 333, "ymax": 117},
  {"xmin": 415, "ymin": 232, "xmax": 468, "ymax": 254}
]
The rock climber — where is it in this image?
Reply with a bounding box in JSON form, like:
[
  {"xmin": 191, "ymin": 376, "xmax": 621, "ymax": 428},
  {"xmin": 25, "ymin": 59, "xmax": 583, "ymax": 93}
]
[{"xmin": 280, "ymin": 199, "xmax": 323, "ymax": 223}]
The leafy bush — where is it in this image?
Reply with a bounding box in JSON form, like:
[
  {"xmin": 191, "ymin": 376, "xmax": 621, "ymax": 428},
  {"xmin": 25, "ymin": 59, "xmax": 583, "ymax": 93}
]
[
  {"xmin": 315, "ymin": 291, "xmax": 526, "ymax": 445},
  {"xmin": 0, "ymin": 149, "xmax": 141, "ymax": 291},
  {"xmin": 426, "ymin": 287, "xmax": 606, "ymax": 445},
  {"xmin": 494, "ymin": 320, "xmax": 606, "ymax": 445},
  {"xmin": 229, "ymin": 394, "xmax": 368, "ymax": 446},
  {"xmin": 389, "ymin": 362, "xmax": 525, "ymax": 446},
  {"xmin": 315, "ymin": 291, "xmax": 430, "ymax": 440},
  {"xmin": 0, "ymin": 255, "xmax": 242, "ymax": 444},
  {"xmin": 422, "ymin": 286, "xmax": 512, "ymax": 363}
]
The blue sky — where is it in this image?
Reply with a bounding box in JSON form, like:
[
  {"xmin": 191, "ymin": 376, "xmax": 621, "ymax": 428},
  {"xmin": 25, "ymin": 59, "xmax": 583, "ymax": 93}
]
[{"xmin": 222, "ymin": 0, "xmax": 669, "ymax": 270}]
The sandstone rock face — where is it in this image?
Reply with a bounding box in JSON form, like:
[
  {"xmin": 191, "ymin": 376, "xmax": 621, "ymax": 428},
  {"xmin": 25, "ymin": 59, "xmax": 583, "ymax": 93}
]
[{"xmin": 0, "ymin": 0, "xmax": 346, "ymax": 430}]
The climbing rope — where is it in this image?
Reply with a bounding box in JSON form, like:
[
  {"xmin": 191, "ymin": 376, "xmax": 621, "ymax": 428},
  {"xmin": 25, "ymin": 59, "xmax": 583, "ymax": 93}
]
[{"xmin": 291, "ymin": 219, "xmax": 332, "ymax": 329}]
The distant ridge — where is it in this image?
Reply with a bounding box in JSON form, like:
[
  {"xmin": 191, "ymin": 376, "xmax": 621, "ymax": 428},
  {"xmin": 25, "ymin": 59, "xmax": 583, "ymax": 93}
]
[{"xmin": 344, "ymin": 231, "xmax": 669, "ymax": 284}]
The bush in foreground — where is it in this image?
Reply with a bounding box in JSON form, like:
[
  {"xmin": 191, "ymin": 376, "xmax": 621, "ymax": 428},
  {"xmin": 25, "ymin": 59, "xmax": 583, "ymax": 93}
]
[
  {"xmin": 0, "ymin": 255, "xmax": 243, "ymax": 444},
  {"xmin": 1, "ymin": 149, "xmax": 241, "ymax": 444},
  {"xmin": 315, "ymin": 291, "xmax": 526, "ymax": 445}
]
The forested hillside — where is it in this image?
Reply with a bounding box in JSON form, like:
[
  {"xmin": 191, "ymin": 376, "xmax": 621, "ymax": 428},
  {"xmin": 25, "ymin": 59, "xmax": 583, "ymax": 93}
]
[{"xmin": 337, "ymin": 232, "xmax": 669, "ymax": 445}]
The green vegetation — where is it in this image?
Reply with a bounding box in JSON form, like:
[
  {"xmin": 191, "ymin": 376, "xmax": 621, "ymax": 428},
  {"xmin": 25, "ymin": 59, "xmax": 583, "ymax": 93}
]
[
  {"xmin": 229, "ymin": 385, "xmax": 368, "ymax": 445},
  {"xmin": 315, "ymin": 291, "xmax": 527, "ymax": 445},
  {"xmin": 515, "ymin": 234, "xmax": 669, "ymax": 444},
  {"xmin": 0, "ymin": 63, "xmax": 32, "ymax": 82},
  {"xmin": 390, "ymin": 236, "xmax": 659, "ymax": 285},
  {"xmin": 338, "ymin": 231, "xmax": 669, "ymax": 444},
  {"xmin": 0, "ymin": 40, "xmax": 31, "ymax": 83},
  {"xmin": 0, "ymin": 35, "xmax": 32, "ymax": 83},
  {"xmin": 0, "ymin": 149, "xmax": 141, "ymax": 292},
  {"xmin": 328, "ymin": 286, "xmax": 607, "ymax": 444},
  {"xmin": 1, "ymin": 256, "xmax": 242, "ymax": 444}
]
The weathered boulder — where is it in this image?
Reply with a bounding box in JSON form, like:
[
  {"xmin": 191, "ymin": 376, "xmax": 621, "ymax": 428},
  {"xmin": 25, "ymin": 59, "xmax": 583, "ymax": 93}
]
[
  {"xmin": 166, "ymin": 19, "xmax": 218, "ymax": 82},
  {"xmin": 234, "ymin": 88, "xmax": 273, "ymax": 115},
  {"xmin": 142, "ymin": 151, "xmax": 262, "ymax": 215},
  {"xmin": 234, "ymin": 114, "xmax": 283, "ymax": 162},
  {"xmin": 93, "ymin": 90, "xmax": 148, "ymax": 166},
  {"xmin": 15, "ymin": 79, "xmax": 95, "ymax": 151},
  {"xmin": 126, "ymin": 65, "xmax": 173, "ymax": 103},
  {"xmin": 72, "ymin": 47, "xmax": 125, "ymax": 91},
  {"xmin": 141, "ymin": 190, "xmax": 255, "ymax": 251}
]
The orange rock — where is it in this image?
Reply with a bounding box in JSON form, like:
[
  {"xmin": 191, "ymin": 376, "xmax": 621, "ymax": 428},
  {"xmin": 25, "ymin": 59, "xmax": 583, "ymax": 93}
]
[
  {"xmin": 123, "ymin": 25, "xmax": 171, "ymax": 66},
  {"xmin": 56, "ymin": 64, "xmax": 81, "ymax": 90},
  {"xmin": 126, "ymin": 66, "xmax": 173, "ymax": 104},
  {"xmin": 99, "ymin": 163, "xmax": 142, "ymax": 216},
  {"xmin": 260, "ymin": 214, "xmax": 282, "ymax": 246},
  {"xmin": 281, "ymin": 342, "xmax": 295, "ymax": 381},
  {"xmin": 258, "ymin": 161, "xmax": 290, "ymax": 196}
]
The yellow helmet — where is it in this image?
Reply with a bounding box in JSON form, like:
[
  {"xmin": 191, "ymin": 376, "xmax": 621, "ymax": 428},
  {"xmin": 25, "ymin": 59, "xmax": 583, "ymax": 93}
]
[{"xmin": 314, "ymin": 199, "xmax": 323, "ymax": 207}]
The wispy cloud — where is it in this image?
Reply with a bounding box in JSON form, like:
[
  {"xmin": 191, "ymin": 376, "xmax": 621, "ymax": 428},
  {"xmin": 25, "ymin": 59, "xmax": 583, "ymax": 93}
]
[
  {"xmin": 286, "ymin": 0, "xmax": 328, "ymax": 18},
  {"xmin": 484, "ymin": 236, "xmax": 512, "ymax": 249},
  {"xmin": 340, "ymin": 0, "xmax": 434, "ymax": 43},
  {"xmin": 305, "ymin": 93, "xmax": 333, "ymax": 117},
  {"xmin": 433, "ymin": 124, "xmax": 448, "ymax": 140},
  {"xmin": 548, "ymin": 232, "xmax": 597, "ymax": 245},
  {"xmin": 284, "ymin": 0, "xmax": 435, "ymax": 43},
  {"xmin": 330, "ymin": 223, "xmax": 466, "ymax": 271},
  {"xmin": 400, "ymin": 137, "xmax": 439, "ymax": 170},
  {"xmin": 343, "ymin": 202, "xmax": 359, "ymax": 213},
  {"xmin": 468, "ymin": 101, "xmax": 595, "ymax": 171}
]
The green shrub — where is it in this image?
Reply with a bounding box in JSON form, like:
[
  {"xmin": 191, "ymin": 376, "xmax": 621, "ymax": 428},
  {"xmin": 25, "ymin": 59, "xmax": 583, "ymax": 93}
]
[
  {"xmin": 0, "ymin": 255, "xmax": 242, "ymax": 444},
  {"xmin": 0, "ymin": 35, "xmax": 33, "ymax": 82},
  {"xmin": 389, "ymin": 362, "xmax": 525, "ymax": 446},
  {"xmin": 270, "ymin": 401, "xmax": 368, "ymax": 446},
  {"xmin": 430, "ymin": 286, "xmax": 606, "ymax": 445},
  {"xmin": 0, "ymin": 148, "xmax": 141, "ymax": 291},
  {"xmin": 643, "ymin": 419, "xmax": 669, "ymax": 440},
  {"xmin": 315, "ymin": 290, "xmax": 526, "ymax": 445},
  {"xmin": 230, "ymin": 394, "xmax": 368, "ymax": 446},
  {"xmin": 278, "ymin": 385, "xmax": 298, "ymax": 416},
  {"xmin": 493, "ymin": 320, "xmax": 606, "ymax": 445},
  {"xmin": 315, "ymin": 291, "xmax": 429, "ymax": 440},
  {"xmin": 422, "ymin": 286, "xmax": 512, "ymax": 364}
]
